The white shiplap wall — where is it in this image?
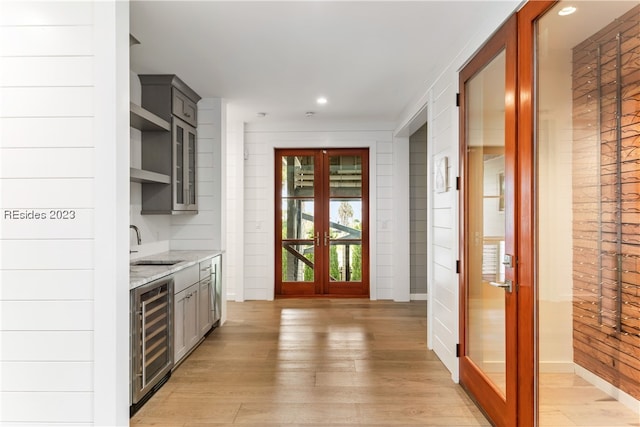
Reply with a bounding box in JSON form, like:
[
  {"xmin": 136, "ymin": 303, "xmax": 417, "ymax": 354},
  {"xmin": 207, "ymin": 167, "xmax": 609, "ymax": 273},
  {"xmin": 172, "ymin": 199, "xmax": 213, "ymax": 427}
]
[
  {"xmin": 1, "ymin": 1, "xmax": 129, "ymax": 425},
  {"xmin": 0, "ymin": 3, "xmax": 95, "ymax": 424},
  {"xmin": 241, "ymin": 128, "xmax": 406, "ymax": 300},
  {"xmin": 396, "ymin": 1, "xmax": 521, "ymax": 380},
  {"xmin": 224, "ymin": 116, "xmax": 245, "ymax": 301},
  {"xmin": 427, "ymin": 73, "xmax": 459, "ymax": 378}
]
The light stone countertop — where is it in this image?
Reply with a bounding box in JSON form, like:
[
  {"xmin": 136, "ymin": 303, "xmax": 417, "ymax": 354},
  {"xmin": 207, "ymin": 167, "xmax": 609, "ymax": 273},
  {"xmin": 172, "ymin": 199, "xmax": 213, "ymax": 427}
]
[{"xmin": 129, "ymin": 250, "xmax": 223, "ymax": 290}]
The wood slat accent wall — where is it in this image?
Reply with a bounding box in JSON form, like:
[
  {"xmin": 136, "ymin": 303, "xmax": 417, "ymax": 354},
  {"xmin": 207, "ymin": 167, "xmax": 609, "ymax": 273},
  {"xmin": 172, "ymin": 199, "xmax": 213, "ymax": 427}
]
[{"xmin": 571, "ymin": 5, "xmax": 640, "ymax": 401}]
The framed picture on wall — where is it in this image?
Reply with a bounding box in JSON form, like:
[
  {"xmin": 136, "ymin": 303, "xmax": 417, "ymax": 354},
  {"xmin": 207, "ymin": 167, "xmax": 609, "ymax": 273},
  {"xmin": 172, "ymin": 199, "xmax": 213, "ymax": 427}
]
[{"xmin": 435, "ymin": 155, "xmax": 448, "ymax": 193}]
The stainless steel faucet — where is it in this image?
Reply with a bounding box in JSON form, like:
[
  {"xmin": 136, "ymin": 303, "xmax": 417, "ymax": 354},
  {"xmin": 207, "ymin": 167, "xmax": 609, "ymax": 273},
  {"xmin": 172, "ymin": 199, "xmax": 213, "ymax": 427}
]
[{"xmin": 130, "ymin": 225, "xmax": 141, "ymax": 245}]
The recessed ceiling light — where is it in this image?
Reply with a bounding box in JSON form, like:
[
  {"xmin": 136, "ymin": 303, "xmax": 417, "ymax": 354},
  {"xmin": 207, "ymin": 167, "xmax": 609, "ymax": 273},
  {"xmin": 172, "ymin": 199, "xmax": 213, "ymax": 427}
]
[
  {"xmin": 558, "ymin": 6, "xmax": 576, "ymax": 16},
  {"xmin": 316, "ymin": 97, "xmax": 328, "ymax": 105}
]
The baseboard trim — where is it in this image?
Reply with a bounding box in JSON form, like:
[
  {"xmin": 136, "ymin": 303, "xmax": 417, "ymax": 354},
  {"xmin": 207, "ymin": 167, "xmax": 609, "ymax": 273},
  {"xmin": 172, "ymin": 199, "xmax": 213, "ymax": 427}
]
[{"xmin": 574, "ymin": 364, "xmax": 640, "ymax": 414}]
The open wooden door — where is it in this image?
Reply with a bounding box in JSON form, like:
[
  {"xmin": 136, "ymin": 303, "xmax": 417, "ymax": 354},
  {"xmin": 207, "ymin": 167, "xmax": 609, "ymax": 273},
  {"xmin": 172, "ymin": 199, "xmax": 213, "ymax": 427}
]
[{"xmin": 459, "ymin": 14, "xmax": 518, "ymax": 427}]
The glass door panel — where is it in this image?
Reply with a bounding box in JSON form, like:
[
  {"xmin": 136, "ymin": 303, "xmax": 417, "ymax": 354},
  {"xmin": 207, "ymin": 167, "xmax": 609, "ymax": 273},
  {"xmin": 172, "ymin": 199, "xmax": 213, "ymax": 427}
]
[
  {"xmin": 281, "ymin": 199, "xmax": 316, "ymax": 282},
  {"xmin": 328, "ymin": 200, "xmax": 362, "ymax": 282},
  {"xmin": 279, "ymin": 155, "xmax": 318, "ymax": 292},
  {"xmin": 188, "ymin": 130, "xmax": 196, "ymax": 206},
  {"xmin": 175, "ymin": 123, "xmax": 184, "ymax": 205},
  {"xmin": 466, "ymin": 50, "xmax": 507, "ymax": 396},
  {"xmin": 459, "ymin": 14, "xmax": 517, "ymax": 427},
  {"xmin": 535, "ymin": 2, "xmax": 640, "ymax": 425}
]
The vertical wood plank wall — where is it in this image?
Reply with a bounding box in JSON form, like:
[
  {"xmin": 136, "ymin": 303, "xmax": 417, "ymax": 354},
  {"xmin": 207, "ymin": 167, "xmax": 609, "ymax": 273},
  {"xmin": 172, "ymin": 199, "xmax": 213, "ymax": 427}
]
[{"xmin": 571, "ymin": 5, "xmax": 640, "ymax": 400}]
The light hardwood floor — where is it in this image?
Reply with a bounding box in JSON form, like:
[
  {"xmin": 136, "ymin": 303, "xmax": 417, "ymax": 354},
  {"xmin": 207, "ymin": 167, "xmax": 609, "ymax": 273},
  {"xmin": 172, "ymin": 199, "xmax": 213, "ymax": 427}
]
[
  {"xmin": 131, "ymin": 299, "xmax": 640, "ymax": 426},
  {"xmin": 131, "ymin": 299, "xmax": 491, "ymax": 426}
]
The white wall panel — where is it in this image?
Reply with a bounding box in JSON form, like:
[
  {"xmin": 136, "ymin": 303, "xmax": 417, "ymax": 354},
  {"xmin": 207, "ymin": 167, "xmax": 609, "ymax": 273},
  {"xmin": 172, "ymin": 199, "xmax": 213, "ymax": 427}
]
[
  {"xmin": 0, "ymin": 87, "xmax": 93, "ymax": 117},
  {"xmin": 1, "ymin": 240, "xmax": 93, "ymax": 270},
  {"xmin": 433, "ymin": 246, "xmax": 453, "ymax": 268},
  {"xmin": 1, "ymin": 118, "xmax": 93, "ymax": 148},
  {"xmin": 170, "ymin": 224, "xmax": 217, "ymax": 240},
  {"xmin": 432, "ymin": 226, "xmax": 453, "ymax": 249},
  {"xmin": 377, "ymin": 243, "xmax": 392, "ymax": 256},
  {"xmin": 0, "ymin": 270, "xmax": 93, "ymax": 300},
  {"xmin": 198, "ymin": 180, "xmax": 215, "ymax": 196},
  {"xmin": 1, "ymin": 209, "xmax": 92, "ymax": 239},
  {"xmin": 1, "ymin": 301, "xmax": 93, "ymax": 331},
  {"xmin": 171, "ymin": 213, "xmax": 216, "ymax": 226},
  {"xmin": 0, "ymin": 392, "xmax": 92, "ymax": 423},
  {"xmin": 198, "ymin": 152, "xmax": 214, "ymax": 168},
  {"xmin": 434, "ymin": 282, "xmax": 456, "ymax": 312},
  {"xmin": 196, "ymin": 195, "xmax": 216, "ymax": 211},
  {"xmin": 0, "ymin": 57, "xmax": 93, "ymax": 87},
  {"xmin": 1, "ymin": 2, "xmax": 93, "ymax": 25},
  {"xmin": 377, "ymin": 186, "xmax": 393, "ymax": 199},
  {"xmin": 1, "ymin": 148, "xmax": 94, "ymax": 178},
  {"xmin": 1, "ymin": 362, "xmax": 93, "ymax": 392},
  {"xmin": 1, "ymin": 179, "xmax": 94, "ymax": 208},
  {"xmin": 1, "ymin": 331, "xmax": 92, "ymax": 361},
  {"xmin": 377, "ymin": 164, "xmax": 392, "ymax": 176},
  {"xmin": 0, "ymin": 26, "xmax": 92, "ymax": 56},
  {"xmin": 377, "ymin": 153, "xmax": 392, "ymax": 165},
  {"xmin": 170, "ymin": 240, "xmax": 216, "ymax": 251},
  {"xmin": 432, "ymin": 207, "xmax": 453, "ymax": 228},
  {"xmin": 198, "ymin": 166, "xmax": 215, "ymax": 182}
]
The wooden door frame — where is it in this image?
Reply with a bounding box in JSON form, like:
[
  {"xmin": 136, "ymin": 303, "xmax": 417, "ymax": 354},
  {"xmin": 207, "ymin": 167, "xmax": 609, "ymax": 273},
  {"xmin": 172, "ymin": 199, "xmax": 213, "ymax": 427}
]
[
  {"xmin": 274, "ymin": 148, "xmax": 370, "ymax": 298},
  {"xmin": 517, "ymin": 2, "xmax": 557, "ymax": 426},
  {"xmin": 458, "ymin": 13, "xmax": 518, "ymax": 427}
]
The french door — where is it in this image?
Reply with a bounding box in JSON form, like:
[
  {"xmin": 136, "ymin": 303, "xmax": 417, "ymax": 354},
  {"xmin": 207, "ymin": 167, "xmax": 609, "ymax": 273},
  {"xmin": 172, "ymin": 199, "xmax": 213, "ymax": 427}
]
[
  {"xmin": 459, "ymin": 14, "xmax": 518, "ymax": 427},
  {"xmin": 275, "ymin": 148, "xmax": 369, "ymax": 297}
]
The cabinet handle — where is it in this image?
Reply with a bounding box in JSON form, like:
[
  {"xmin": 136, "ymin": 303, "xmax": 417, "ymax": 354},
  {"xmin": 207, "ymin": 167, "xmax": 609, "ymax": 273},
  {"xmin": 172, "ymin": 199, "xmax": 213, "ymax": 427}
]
[{"xmin": 185, "ymin": 112, "xmax": 191, "ymax": 118}]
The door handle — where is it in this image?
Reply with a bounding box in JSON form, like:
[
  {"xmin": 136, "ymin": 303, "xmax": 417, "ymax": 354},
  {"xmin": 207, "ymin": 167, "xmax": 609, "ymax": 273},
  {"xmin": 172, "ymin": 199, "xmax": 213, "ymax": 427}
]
[
  {"xmin": 315, "ymin": 232, "xmax": 320, "ymax": 247},
  {"xmin": 324, "ymin": 231, "xmax": 329, "ymax": 246},
  {"xmin": 489, "ymin": 280, "xmax": 513, "ymax": 293},
  {"xmin": 502, "ymin": 254, "xmax": 514, "ymax": 268}
]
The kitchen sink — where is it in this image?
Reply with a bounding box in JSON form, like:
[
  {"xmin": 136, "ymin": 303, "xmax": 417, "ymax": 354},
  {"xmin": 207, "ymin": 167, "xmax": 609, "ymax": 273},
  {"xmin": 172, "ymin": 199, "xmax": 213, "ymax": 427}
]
[{"xmin": 131, "ymin": 260, "xmax": 183, "ymax": 266}]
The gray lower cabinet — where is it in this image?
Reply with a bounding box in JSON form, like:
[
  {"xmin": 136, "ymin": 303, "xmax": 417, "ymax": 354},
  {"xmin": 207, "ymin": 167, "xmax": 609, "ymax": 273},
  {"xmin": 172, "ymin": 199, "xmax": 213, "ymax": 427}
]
[
  {"xmin": 174, "ymin": 283, "xmax": 199, "ymax": 364},
  {"xmin": 173, "ymin": 257, "xmax": 220, "ymax": 366},
  {"xmin": 198, "ymin": 279, "xmax": 212, "ymax": 337},
  {"xmin": 139, "ymin": 74, "xmax": 201, "ymax": 215}
]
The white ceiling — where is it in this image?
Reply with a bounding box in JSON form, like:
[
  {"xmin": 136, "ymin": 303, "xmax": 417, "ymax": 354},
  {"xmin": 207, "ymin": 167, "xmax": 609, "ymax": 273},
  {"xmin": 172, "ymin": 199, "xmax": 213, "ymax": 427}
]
[{"xmin": 129, "ymin": 1, "xmax": 520, "ymax": 126}]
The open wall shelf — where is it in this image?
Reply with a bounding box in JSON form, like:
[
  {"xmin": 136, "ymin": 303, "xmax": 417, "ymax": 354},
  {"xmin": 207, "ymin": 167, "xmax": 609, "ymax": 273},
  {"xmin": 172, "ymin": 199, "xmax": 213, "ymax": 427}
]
[{"xmin": 130, "ymin": 102, "xmax": 170, "ymax": 132}]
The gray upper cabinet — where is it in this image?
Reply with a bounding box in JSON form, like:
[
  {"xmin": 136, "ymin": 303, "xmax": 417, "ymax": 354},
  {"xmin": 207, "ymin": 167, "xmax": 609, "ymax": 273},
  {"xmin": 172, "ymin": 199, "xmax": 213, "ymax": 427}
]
[{"xmin": 138, "ymin": 75, "xmax": 201, "ymax": 214}]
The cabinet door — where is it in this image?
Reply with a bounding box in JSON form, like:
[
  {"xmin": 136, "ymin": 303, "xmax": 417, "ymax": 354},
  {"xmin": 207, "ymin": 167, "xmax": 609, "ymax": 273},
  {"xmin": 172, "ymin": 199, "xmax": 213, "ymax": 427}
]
[
  {"xmin": 172, "ymin": 118, "xmax": 197, "ymax": 212},
  {"xmin": 198, "ymin": 279, "xmax": 212, "ymax": 337},
  {"xmin": 174, "ymin": 284, "xmax": 199, "ymax": 364},
  {"xmin": 174, "ymin": 289, "xmax": 187, "ymax": 363},
  {"xmin": 184, "ymin": 285, "xmax": 199, "ymax": 351}
]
